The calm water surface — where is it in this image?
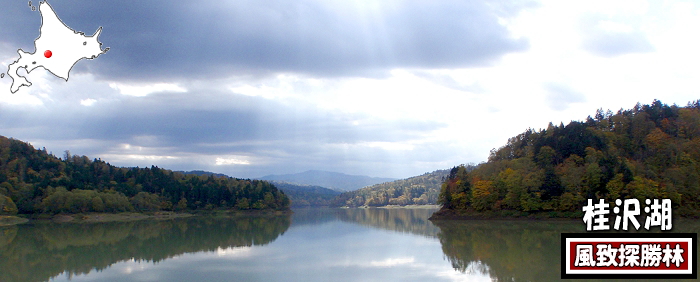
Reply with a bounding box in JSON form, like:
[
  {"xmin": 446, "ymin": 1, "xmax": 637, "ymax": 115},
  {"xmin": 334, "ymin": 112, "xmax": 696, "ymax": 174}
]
[{"xmin": 1, "ymin": 208, "xmax": 697, "ymax": 281}]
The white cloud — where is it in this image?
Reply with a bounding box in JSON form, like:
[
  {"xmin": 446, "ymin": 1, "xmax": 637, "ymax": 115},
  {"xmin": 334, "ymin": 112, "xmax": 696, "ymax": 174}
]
[
  {"xmin": 80, "ymin": 98, "xmax": 96, "ymax": 106},
  {"xmin": 370, "ymin": 257, "xmax": 415, "ymax": 267},
  {"xmin": 0, "ymin": 91, "xmax": 43, "ymax": 105},
  {"xmin": 103, "ymin": 154, "xmax": 179, "ymax": 161},
  {"xmin": 215, "ymin": 157, "xmax": 251, "ymax": 166},
  {"xmin": 597, "ymin": 20, "xmax": 634, "ymax": 33},
  {"xmin": 108, "ymin": 82, "xmax": 187, "ymax": 97}
]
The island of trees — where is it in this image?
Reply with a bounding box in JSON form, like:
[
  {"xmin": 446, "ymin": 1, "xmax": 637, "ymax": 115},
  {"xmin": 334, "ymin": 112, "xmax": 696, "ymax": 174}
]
[
  {"xmin": 0, "ymin": 136, "xmax": 290, "ymax": 215},
  {"xmin": 434, "ymin": 100, "xmax": 700, "ymax": 218}
]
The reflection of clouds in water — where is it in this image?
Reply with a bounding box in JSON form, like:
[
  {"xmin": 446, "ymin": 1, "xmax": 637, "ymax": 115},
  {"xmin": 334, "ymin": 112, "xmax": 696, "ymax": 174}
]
[
  {"xmin": 364, "ymin": 256, "xmax": 492, "ymax": 282},
  {"xmin": 216, "ymin": 246, "xmax": 253, "ymax": 257},
  {"xmin": 52, "ymin": 260, "xmax": 158, "ymax": 281},
  {"xmin": 370, "ymin": 257, "xmax": 415, "ymax": 267},
  {"xmin": 39, "ymin": 210, "xmax": 504, "ymax": 281},
  {"xmin": 435, "ymin": 269, "xmax": 491, "ymax": 282},
  {"xmin": 295, "ymin": 220, "xmax": 492, "ymax": 281},
  {"xmin": 464, "ymin": 261, "xmax": 491, "ymax": 277},
  {"xmin": 410, "ymin": 261, "xmax": 492, "ymax": 282},
  {"xmin": 120, "ymin": 260, "xmax": 148, "ymax": 275},
  {"xmin": 325, "ymin": 251, "xmax": 491, "ymax": 281},
  {"xmin": 69, "ymin": 248, "xmax": 260, "ymax": 281}
]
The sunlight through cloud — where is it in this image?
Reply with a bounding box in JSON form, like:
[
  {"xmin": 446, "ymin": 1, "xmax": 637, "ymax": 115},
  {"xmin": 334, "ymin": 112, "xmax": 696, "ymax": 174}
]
[{"xmin": 215, "ymin": 157, "xmax": 251, "ymax": 166}]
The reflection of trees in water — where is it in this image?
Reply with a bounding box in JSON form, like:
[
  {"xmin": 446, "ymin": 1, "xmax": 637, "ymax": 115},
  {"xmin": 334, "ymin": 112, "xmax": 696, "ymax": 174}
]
[
  {"xmin": 290, "ymin": 208, "xmax": 341, "ymax": 228},
  {"xmin": 290, "ymin": 208, "xmax": 441, "ymax": 237},
  {"xmin": 335, "ymin": 208, "xmax": 441, "ymax": 237},
  {"xmin": 0, "ymin": 215, "xmax": 290, "ymax": 282},
  {"xmin": 434, "ymin": 220, "xmax": 581, "ymax": 281},
  {"xmin": 434, "ymin": 219, "xmax": 700, "ymax": 281}
]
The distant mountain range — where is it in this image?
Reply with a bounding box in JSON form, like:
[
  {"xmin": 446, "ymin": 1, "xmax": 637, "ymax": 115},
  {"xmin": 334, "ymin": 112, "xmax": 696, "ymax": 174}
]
[{"xmin": 258, "ymin": 170, "xmax": 396, "ymax": 192}]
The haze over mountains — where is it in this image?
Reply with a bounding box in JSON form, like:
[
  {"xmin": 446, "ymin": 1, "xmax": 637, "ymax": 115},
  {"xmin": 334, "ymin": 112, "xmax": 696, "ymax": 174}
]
[{"xmin": 259, "ymin": 170, "xmax": 396, "ymax": 192}]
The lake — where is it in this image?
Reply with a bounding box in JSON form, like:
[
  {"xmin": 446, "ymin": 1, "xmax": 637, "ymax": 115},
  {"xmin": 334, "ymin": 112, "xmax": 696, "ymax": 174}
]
[{"xmin": 0, "ymin": 208, "xmax": 697, "ymax": 281}]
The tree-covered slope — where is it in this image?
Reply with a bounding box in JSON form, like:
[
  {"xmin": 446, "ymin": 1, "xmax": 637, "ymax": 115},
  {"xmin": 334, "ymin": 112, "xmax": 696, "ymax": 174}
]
[
  {"xmin": 178, "ymin": 170, "xmax": 229, "ymax": 178},
  {"xmin": 0, "ymin": 136, "xmax": 289, "ymax": 215},
  {"xmin": 330, "ymin": 169, "xmax": 450, "ymax": 207},
  {"xmin": 271, "ymin": 182, "xmax": 340, "ymax": 207},
  {"xmin": 436, "ymin": 100, "xmax": 700, "ymax": 217},
  {"xmin": 177, "ymin": 171, "xmax": 339, "ymax": 208}
]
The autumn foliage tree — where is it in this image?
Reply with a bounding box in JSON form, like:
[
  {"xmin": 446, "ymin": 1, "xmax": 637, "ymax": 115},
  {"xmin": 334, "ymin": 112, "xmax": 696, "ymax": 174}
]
[
  {"xmin": 437, "ymin": 100, "xmax": 700, "ymax": 217},
  {"xmin": 332, "ymin": 169, "xmax": 449, "ymax": 207},
  {"xmin": 0, "ymin": 136, "xmax": 290, "ymax": 214}
]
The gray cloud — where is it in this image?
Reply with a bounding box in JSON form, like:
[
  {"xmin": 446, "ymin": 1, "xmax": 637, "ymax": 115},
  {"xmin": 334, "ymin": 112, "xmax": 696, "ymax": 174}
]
[
  {"xmin": 0, "ymin": 0, "xmax": 534, "ymax": 179},
  {"xmin": 1, "ymin": 0, "xmax": 531, "ymax": 82},
  {"xmin": 0, "ymin": 81, "xmax": 449, "ymax": 178},
  {"xmin": 544, "ymin": 83, "xmax": 586, "ymax": 111}
]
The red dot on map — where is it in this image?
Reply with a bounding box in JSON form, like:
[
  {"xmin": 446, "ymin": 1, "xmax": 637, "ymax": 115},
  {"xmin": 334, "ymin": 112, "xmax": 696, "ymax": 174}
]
[{"xmin": 44, "ymin": 50, "xmax": 52, "ymax": 58}]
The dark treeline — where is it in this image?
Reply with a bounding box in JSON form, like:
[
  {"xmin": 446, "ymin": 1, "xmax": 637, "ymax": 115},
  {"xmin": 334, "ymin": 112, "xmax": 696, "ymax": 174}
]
[
  {"xmin": 0, "ymin": 136, "xmax": 290, "ymax": 215},
  {"xmin": 0, "ymin": 216, "xmax": 291, "ymax": 282},
  {"xmin": 437, "ymin": 100, "xmax": 700, "ymax": 217},
  {"xmin": 272, "ymin": 182, "xmax": 340, "ymax": 207},
  {"xmin": 330, "ymin": 169, "xmax": 449, "ymax": 207}
]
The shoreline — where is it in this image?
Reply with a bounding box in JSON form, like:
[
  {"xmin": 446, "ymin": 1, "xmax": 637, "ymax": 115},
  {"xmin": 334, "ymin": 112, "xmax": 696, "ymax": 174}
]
[
  {"xmin": 338, "ymin": 204, "xmax": 442, "ymax": 209},
  {"xmin": 46, "ymin": 212, "xmax": 195, "ymax": 223},
  {"xmin": 0, "ymin": 209, "xmax": 292, "ymax": 226},
  {"xmin": 428, "ymin": 208, "xmax": 584, "ymax": 221},
  {"xmin": 374, "ymin": 204, "xmax": 441, "ymax": 209},
  {"xmin": 0, "ymin": 215, "xmax": 30, "ymax": 226}
]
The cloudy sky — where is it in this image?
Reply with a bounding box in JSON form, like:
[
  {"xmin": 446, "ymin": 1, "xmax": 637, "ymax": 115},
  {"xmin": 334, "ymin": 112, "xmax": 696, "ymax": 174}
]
[{"xmin": 1, "ymin": 0, "xmax": 699, "ymax": 179}]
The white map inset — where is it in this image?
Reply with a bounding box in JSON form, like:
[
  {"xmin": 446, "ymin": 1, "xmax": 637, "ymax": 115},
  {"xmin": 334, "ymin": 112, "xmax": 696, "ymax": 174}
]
[{"xmin": 6, "ymin": 1, "xmax": 109, "ymax": 93}]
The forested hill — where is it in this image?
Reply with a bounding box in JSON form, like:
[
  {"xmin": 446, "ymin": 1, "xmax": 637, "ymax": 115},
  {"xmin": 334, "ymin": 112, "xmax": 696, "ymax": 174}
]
[
  {"xmin": 271, "ymin": 182, "xmax": 340, "ymax": 207},
  {"xmin": 436, "ymin": 100, "xmax": 700, "ymax": 217},
  {"xmin": 177, "ymin": 170, "xmax": 229, "ymax": 178},
  {"xmin": 0, "ymin": 136, "xmax": 290, "ymax": 215},
  {"xmin": 330, "ymin": 169, "xmax": 450, "ymax": 207},
  {"xmin": 178, "ymin": 170, "xmax": 340, "ymax": 208}
]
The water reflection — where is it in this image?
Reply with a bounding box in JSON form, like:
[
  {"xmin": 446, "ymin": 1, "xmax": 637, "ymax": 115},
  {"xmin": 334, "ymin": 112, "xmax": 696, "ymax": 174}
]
[
  {"xmin": 432, "ymin": 220, "xmax": 581, "ymax": 281},
  {"xmin": 3, "ymin": 209, "xmax": 695, "ymax": 281},
  {"xmin": 432, "ymin": 219, "xmax": 700, "ymax": 281},
  {"xmin": 0, "ymin": 215, "xmax": 290, "ymax": 282},
  {"xmin": 292, "ymin": 208, "xmax": 440, "ymax": 237}
]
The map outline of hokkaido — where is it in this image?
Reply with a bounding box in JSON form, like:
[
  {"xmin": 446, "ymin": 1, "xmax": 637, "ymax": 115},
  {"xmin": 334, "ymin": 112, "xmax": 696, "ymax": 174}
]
[{"xmin": 6, "ymin": 1, "xmax": 109, "ymax": 93}]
